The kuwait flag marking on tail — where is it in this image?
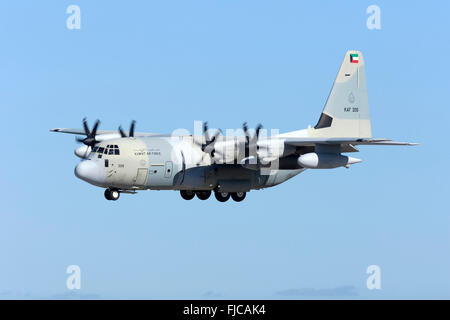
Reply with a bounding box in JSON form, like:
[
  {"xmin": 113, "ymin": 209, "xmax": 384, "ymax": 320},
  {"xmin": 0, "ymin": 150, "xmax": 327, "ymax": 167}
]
[{"xmin": 350, "ymin": 53, "xmax": 359, "ymax": 63}]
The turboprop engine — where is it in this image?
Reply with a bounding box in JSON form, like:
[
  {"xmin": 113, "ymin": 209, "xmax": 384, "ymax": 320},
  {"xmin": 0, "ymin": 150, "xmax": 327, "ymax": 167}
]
[
  {"xmin": 74, "ymin": 133, "xmax": 122, "ymax": 159},
  {"xmin": 75, "ymin": 145, "xmax": 91, "ymax": 159},
  {"xmin": 297, "ymin": 152, "xmax": 362, "ymax": 169},
  {"xmin": 73, "ymin": 118, "xmax": 122, "ymax": 159}
]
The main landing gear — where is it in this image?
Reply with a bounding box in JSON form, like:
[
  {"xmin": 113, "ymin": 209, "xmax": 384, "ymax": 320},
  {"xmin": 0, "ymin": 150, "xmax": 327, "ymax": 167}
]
[
  {"xmin": 180, "ymin": 190, "xmax": 247, "ymax": 202},
  {"xmin": 180, "ymin": 190, "xmax": 195, "ymax": 200},
  {"xmin": 104, "ymin": 188, "xmax": 120, "ymax": 201},
  {"xmin": 215, "ymin": 191, "xmax": 230, "ymax": 202},
  {"xmin": 231, "ymin": 191, "xmax": 246, "ymax": 202},
  {"xmin": 196, "ymin": 190, "xmax": 211, "ymax": 200},
  {"xmin": 180, "ymin": 190, "xmax": 212, "ymax": 200}
]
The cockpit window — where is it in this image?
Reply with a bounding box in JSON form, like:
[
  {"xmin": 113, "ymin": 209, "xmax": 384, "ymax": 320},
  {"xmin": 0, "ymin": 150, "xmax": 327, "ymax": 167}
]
[{"xmin": 91, "ymin": 145, "xmax": 120, "ymax": 155}]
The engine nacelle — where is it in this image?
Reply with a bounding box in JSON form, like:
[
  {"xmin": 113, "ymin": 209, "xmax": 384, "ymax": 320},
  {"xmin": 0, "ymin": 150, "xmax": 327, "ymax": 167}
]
[
  {"xmin": 96, "ymin": 133, "xmax": 121, "ymax": 141},
  {"xmin": 75, "ymin": 145, "xmax": 92, "ymax": 159},
  {"xmin": 297, "ymin": 152, "xmax": 361, "ymax": 169}
]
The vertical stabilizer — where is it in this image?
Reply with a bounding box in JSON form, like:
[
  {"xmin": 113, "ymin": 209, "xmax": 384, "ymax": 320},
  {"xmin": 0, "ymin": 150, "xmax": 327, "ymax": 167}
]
[{"xmin": 312, "ymin": 50, "xmax": 372, "ymax": 138}]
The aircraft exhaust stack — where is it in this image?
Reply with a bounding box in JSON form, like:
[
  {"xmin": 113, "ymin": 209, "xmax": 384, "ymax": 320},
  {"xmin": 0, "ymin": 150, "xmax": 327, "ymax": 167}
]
[{"xmin": 297, "ymin": 153, "xmax": 362, "ymax": 169}]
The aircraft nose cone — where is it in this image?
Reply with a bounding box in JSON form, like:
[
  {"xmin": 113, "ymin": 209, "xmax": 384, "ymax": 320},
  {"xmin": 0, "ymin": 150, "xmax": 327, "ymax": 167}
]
[{"xmin": 75, "ymin": 160, "xmax": 106, "ymax": 186}]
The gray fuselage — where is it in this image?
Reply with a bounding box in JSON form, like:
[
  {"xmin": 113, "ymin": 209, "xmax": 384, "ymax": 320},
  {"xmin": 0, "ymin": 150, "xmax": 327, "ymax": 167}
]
[{"xmin": 74, "ymin": 135, "xmax": 304, "ymax": 193}]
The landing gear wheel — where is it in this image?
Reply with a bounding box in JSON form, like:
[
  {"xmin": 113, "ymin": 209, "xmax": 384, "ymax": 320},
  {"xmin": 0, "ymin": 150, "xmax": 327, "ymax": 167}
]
[
  {"xmin": 180, "ymin": 190, "xmax": 195, "ymax": 200},
  {"xmin": 214, "ymin": 191, "xmax": 230, "ymax": 202},
  {"xmin": 105, "ymin": 188, "xmax": 120, "ymax": 201},
  {"xmin": 231, "ymin": 192, "xmax": 246, "ymax": 202},
  {"xmin": 196, "ymin": 190, "xmax": 211, "ymax": 200},
  {"xmin": 110, "ymin": 189, "xmax": 120, "ymax": 201}
]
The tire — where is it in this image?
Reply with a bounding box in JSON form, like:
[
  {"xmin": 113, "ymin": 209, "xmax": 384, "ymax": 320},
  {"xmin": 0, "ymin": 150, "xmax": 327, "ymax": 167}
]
[
  {"xmin": 105, "ymin": 188, "xmax": 120, "ymax": 201},
  {"xmin": 180, "ymin": 190, "xmax": 195, "ymax": 200},
  {"xmin": 214, "ymin": 191, "xmax": 230, "ymax": 202},
  {"xmin": 231, "ymin": 191, "xmax": 246, "ymax": 202},
  {"xmin": 196, "ymin": 190, "xmax": 211, "ymax": 200},
  {"xmin": 104, "ymin": 189, "xmax": 112, "ymax": 200}
]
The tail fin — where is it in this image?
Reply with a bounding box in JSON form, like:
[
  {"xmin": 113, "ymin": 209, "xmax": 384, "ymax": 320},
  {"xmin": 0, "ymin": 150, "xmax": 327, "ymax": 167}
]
[{"xmin": 312, "ymin": 50, "xmax": 372, "ymax": 138}]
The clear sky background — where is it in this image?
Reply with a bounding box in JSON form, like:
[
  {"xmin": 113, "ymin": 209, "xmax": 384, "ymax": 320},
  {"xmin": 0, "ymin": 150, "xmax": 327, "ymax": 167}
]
[{"xmin": 0, "ymin": 1, "xmax": 449, "ymax": 299}]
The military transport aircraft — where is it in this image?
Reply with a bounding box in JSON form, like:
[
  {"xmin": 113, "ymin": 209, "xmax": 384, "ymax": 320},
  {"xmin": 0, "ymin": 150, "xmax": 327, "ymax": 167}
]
[{"xmin": 51, "ymin": 51, "xmax": 416, "ymax": 202}]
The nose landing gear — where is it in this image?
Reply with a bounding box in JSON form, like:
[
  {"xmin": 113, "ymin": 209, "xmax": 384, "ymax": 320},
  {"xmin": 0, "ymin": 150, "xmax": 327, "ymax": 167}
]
[{"xmin": 104, "ymin": 188, "xmax": 120, "ymax": 201}]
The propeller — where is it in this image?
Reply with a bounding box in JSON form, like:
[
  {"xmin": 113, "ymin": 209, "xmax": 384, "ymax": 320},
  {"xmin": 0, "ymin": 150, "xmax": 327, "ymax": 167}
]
[
  {"xmin": 76, "ymin": 118, "xmax": 100, "ymax": 148},
  {"xmin": 194, "ymin": 121, "xmax": 223, "ymax": 163},
  {"xmin": 119, "ymin": 120, "xmax": 136, "ymax": 138},
  {"xmin": 242, "ymin": 122, "xmax": 263, "ymax": 158}
]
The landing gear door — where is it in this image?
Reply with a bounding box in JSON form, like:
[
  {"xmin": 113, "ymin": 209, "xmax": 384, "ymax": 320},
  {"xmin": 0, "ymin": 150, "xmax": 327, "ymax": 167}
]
[{"xmin": 164, "ymin": 161, "xmax": 173, "ymax": 178}]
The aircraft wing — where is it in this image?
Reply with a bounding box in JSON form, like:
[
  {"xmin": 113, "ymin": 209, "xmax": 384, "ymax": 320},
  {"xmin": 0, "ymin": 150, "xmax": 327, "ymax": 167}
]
[
  {"xmin": 50, "ymin": 128, "xmax": 115, "ymax": 135},
  {"xmin": 50, "ymin": 128, "xmax": 159, "ymax": 136},
  {"xmin": 283, "ymin": 137, "xmax": 418, "ymax": 147}
]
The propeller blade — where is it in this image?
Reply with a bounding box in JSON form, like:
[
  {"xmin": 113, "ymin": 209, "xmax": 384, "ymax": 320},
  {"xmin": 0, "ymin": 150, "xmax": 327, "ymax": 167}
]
[
  {"xmin": 82, "ymin": 118, "xmax": 90, "ymax": 136},
  {"xmin": 255, "ymin": 124, "xmax": 262, "ymax": 138},
  {"xmin": 243, "ymin": 122, "xmax": 250, "ymax": 144},
  {"xmin": 119, "ymin": 125, "xmax": 126, "ymax": 138},
  {"xmin": 129, "ymin": 120, "xmax": 136, "ymax": 137},
  {"xmin": 203, "ymin": 122, "xmax": 210, "ymax": 143},
  {"xmin": 83, "ymin": 145, "xmax": 91, "ymax": 158},
  {"xmin": 210, "ymin": 130, "xmax": 221, "ymax": 144},
  {"xmin": 243, "ymin": 122, "xmax": 248, "ymax": 133},
  {"xmin": 91, "ymin": 119, "xmax": 100, "ymax": 137},
  {"xmin": 250, "ymin": 123, "xmax": 263, "ymax": 145},
  {"xmin": 77, "ymin": 118, "xmax": 101, "ymax": 147}
]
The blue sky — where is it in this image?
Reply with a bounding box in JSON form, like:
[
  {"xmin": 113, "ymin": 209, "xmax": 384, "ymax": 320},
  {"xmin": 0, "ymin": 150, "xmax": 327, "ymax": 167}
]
[{"xmin": 0, "ymin": 0, "xmax": 449, "ymax": 299}]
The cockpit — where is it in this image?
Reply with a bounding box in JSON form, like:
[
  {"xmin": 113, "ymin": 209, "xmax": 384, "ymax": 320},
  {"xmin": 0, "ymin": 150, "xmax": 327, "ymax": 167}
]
[{"xmin": 91, "ymin": 144, "xmax": 120, "ymax": 158}]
